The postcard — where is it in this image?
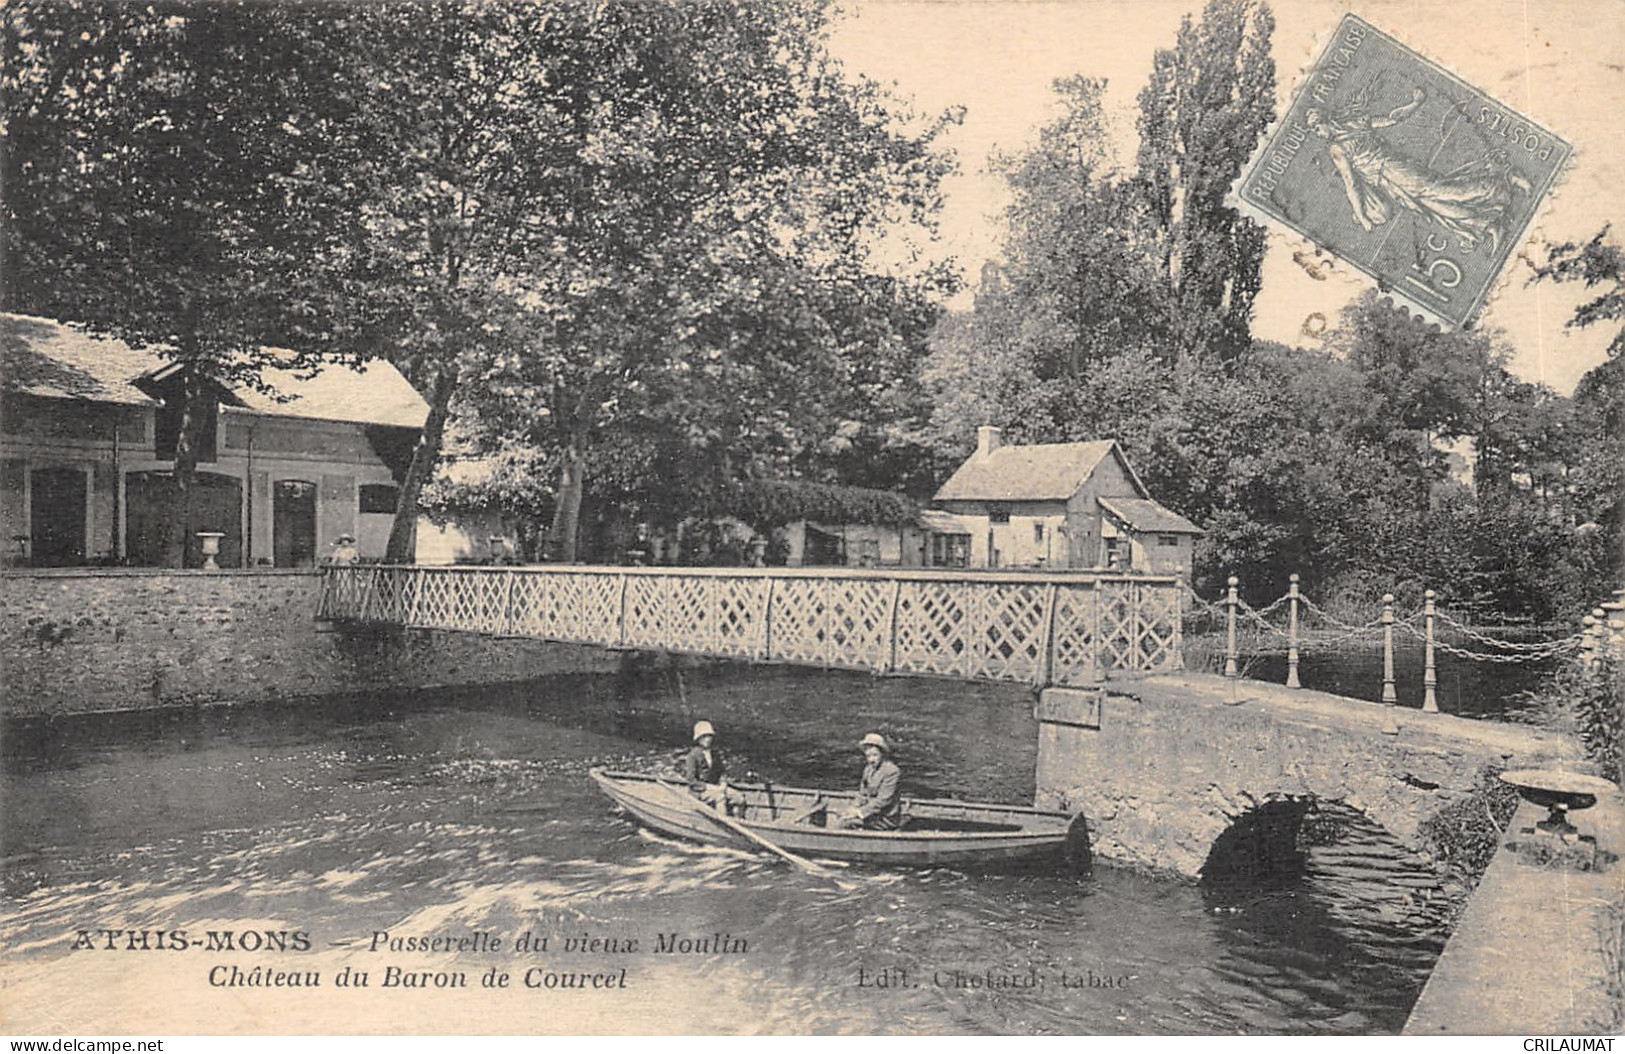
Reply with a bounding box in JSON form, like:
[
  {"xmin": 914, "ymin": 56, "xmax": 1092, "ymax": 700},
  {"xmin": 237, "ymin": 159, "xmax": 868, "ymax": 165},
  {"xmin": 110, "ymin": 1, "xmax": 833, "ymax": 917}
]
[{"xmin": 2, "ymin": 0, "xmax": 1620, "ymax": 1041}]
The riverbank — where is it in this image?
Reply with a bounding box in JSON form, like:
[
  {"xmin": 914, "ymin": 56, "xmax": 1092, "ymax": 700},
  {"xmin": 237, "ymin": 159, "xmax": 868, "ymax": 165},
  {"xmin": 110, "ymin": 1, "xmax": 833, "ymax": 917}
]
[
  {"xmin": 0, "ymin": 568, "xmax": 617, "ymax": 717},
  {"xmin": 1404, "ymin": 795, "xmax": 1625, "ymax": 1035}
]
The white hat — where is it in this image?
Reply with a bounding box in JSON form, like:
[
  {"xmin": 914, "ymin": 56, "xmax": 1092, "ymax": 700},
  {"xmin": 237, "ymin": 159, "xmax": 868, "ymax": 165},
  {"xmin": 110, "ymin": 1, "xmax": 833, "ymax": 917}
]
[
  {"xmin": 693, "ymin": 720, "xmax": 716, "ymax": 742},
  {"xmin": 859, "ymin": 732, "xmax": 888, "ymax": 752}
]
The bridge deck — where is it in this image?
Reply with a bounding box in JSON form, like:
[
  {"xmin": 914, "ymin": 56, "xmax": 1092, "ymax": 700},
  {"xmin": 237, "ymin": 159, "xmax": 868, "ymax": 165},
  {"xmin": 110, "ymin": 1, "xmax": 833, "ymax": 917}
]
[{"xmin": 317, "ymin": 565, "xmax": 1184, "ymax": 688}]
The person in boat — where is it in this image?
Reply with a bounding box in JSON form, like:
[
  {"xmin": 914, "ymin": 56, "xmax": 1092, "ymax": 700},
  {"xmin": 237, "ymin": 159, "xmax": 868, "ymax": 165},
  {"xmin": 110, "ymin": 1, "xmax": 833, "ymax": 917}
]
[
  {"xmin": 680, "ymin": 720, "xmax": 741, "ymax": 812},
  {"xmin": 838, "ymin": 732, "xmax": 902, "ymax": 830}
]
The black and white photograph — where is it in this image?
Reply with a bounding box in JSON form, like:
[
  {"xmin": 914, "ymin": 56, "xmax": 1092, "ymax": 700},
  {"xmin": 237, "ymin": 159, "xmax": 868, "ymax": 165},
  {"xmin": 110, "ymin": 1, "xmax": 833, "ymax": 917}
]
[{"xmin": 2, "ymin": 0, "xmax": 1621, "ymax": 1040}]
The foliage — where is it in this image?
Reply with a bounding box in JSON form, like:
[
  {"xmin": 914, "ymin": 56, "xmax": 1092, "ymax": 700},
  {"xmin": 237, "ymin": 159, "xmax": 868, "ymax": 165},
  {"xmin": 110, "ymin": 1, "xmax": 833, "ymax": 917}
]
[
  {"xmin": 1514, "ymin": 651, "xmax": 1621, "ymax": 796},
  {"xmin": 1568, "ymin": 357, "xmax": 1625, "ymax": 576},
  {"xmin": 453, "ymin": 0, "xmax": 958, "ymax": 560},
  {"xmin": 5, "ymin": 1, "xmax": 956, "ymax": 566},
  {"xmin": 2, "ymin": 1, "xmax": 371, "ymax": 564},
  {"xmin": 1415, "ymin": 766, "xmax": 1521, "ymax": 911},
  {"xmin": 421, "ymin": 452, "xmax": 555, "ymax": 523},
  {"xmin": 1575, "ymin": 653, "xmax": 1624, "ymax": 784},
  {"xmin": 1134, "ymin": 0, "xmax": 1275, "ymax": 364},
  {"xmin": 914, "ymin": 0, "xmax": 1613, "ymax": 621},
  {"xmin": 716, "ymin": 480, "xmax": 920, "ymax": 532},
  {"xmin": 1529, "ymin": 226, "xmax": 1625, "ymax": 582},
  {"xmin": 923, "ymin": 0, "xmax": 1274, "ymax": 461},
  {"xmin": 1530, "ymin": 224, "xmax": 1625, "ymax": 359}
]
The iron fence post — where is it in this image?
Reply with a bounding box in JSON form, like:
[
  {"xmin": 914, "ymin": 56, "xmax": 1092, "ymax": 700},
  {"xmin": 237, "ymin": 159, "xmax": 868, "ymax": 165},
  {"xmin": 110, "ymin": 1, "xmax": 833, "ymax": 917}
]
[
  {"xmin": 1224, "ymin": 576, "xmax": 1239, "ymax": 680},
  {"xmin": 1286, "ymin": 573, "xmax": 1301, "ymax": 689},
  {"xmin": 1423, "ymin": 590, "xmax": 1438, "ymax": 713},
  {"xmin": 1381, "ymin": 594, "xmax": 1398, "ymax": 704}
]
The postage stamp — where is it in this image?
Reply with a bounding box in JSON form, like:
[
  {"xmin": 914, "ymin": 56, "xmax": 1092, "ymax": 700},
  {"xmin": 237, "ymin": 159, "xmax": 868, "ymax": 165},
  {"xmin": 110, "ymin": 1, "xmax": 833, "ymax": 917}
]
[{"xmin": 1233, "ymin": 14, "xmax": 1572, "ymax": 330}]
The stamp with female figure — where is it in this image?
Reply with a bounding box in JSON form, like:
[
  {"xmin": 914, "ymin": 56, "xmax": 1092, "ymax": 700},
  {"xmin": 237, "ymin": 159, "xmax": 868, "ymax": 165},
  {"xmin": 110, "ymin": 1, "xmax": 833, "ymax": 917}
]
[{"xmin": 1234, "ymin": 15, "xmax": 1572, "ymax": 329}]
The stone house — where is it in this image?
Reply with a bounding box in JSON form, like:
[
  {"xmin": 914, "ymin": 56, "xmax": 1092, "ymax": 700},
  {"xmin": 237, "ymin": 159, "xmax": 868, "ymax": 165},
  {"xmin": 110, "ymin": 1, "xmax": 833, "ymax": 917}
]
[
  {"xmin": 1, "ymin": 313, "xmax": 428, "ymax": 568},
  {"xmin": 931, "ymin": 426, "xmax": 1202, "ymax": 574}
]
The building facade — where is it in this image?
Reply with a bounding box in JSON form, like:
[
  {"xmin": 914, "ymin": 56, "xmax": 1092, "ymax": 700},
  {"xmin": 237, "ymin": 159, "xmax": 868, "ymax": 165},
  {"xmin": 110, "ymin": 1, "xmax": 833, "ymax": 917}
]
[
  {"xmin": 930, "ymin": 426, "xmax": 1202, "ymax": 574},
  {"xmin": 2, "ymin": 313, "xmax": 427, "ymax": 568}
]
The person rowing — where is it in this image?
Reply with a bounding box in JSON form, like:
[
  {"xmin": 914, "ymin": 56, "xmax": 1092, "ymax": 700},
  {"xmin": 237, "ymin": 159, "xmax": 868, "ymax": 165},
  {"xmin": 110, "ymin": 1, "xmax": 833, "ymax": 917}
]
[
  {"xmin": 838, "ymin": 732, "xmax": 902, "ymax": 830},
  {"xmin": 679, "ymin": 720, "xmax": 742, "ymax": 814}
]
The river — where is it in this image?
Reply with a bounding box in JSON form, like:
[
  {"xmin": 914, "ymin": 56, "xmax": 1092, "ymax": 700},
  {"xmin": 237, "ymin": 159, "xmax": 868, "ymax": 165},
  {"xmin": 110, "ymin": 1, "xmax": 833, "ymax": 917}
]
[{"xmin": 2, "ymin": 665, "xmax": 1453, "ymax": 1035}]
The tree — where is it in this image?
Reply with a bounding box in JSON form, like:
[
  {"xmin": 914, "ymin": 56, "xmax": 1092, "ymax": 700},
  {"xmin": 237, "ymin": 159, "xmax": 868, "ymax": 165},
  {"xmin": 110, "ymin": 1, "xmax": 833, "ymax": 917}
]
[
  {"xmin": 458, "ymin": 0, "xmax": 958, "ymax": 561},
  {"xmin": 3, "ymin": 1, "xmax": 370, "ymax": 565},
  {"xmin": 988, "ymin": 77, "xmax": 1171, "ymax": 380},
  {"xmin": 1531, "ymin": 225, "xmax": 1625, "ymax": 359},
  {"xmin": 1530, "ymin": 226, "xmax": 1625, "ymax": 580},
  {"xmin": 1134, "ymin": 0, "xmax": 1275, "ymax": 365},
  {"xmin": 300, "ymin": 1, "xmax": 593, "ymax": 562}
]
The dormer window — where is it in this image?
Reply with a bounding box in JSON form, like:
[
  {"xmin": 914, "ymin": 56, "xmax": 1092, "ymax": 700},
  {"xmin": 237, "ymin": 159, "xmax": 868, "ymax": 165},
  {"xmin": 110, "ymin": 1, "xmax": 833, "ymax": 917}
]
[{"xmin": 154, "ymin": 394, "xmax": 219, "ymax": 462}]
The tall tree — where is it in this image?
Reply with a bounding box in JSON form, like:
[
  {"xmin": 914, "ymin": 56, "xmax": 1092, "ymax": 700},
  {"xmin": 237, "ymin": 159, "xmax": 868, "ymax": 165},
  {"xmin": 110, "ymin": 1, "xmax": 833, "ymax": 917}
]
[
  {"xmin": 1134, "ymin": 0, "xmax": 1275, "ymax": 365},
  {"xmin": 308, "ymin": 1, "xmax": 588, "ymax": 562},
  {"xmin": 1531, "ymin": 226, "xmax": 1625, "ymax": 575},
  {"xmin": 3, "ymin": 1, "xmax": 369, "ymax": 564},
  {"xmin": 460, "ymin": 0, "xmax": 957, "ymax": 560}
]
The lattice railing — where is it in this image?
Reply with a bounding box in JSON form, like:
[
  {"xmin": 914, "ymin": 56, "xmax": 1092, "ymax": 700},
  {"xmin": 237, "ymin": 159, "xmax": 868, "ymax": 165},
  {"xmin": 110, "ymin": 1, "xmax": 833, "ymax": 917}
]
[{"xmin": 318, "ymin": 566, "xmax": 1185, "ymax": 687}]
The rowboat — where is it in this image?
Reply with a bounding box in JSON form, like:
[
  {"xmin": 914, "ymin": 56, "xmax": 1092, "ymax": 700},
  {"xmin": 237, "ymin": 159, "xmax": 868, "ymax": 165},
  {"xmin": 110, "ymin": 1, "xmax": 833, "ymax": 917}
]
[{"xmin": 590, "ymin": 768, "xmax": 1089, "ymax": 869}]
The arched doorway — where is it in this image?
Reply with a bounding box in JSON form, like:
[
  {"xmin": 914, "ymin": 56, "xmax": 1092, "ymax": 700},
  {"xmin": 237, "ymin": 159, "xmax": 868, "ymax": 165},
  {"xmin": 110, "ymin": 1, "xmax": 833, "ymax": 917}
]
[{"xmin": 124, "ymin": 470, "xmax": 243, "ymax": 567}]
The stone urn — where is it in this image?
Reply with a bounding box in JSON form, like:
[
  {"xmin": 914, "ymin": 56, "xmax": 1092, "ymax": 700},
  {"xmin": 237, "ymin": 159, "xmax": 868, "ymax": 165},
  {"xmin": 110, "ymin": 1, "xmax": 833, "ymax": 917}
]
[{"xmin": 197, "ymin": 532, "xmax": 226, "ymax": 570}]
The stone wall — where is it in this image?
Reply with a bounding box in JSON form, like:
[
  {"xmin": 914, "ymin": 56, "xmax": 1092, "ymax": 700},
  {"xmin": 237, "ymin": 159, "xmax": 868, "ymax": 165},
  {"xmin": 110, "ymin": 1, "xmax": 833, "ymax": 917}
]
[
  {"xmin": 0, "ymin": 568, "xmax": 617, "ymax": 718},
  {"xmin": 1036, "ymin": 673, "xmax": 1582, "ymax": 878}
]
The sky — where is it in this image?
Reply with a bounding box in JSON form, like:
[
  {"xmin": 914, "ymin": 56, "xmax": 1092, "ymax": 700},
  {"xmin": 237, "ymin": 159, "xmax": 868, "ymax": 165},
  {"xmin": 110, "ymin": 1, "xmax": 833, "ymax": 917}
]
[{"xmin": 828, "ymin": 0, "xmax": 1625, "ymax": 394}]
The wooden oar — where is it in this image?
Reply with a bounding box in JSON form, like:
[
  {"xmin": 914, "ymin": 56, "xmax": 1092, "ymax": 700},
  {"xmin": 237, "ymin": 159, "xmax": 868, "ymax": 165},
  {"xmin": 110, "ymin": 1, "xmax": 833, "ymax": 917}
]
[{"xmin": 656, "ymin": 778, "xmax": 853, "ymax": 888}]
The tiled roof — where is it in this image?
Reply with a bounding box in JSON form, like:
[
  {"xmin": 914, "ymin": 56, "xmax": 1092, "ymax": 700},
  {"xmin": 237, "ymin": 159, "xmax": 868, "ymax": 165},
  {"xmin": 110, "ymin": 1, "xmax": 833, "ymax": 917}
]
[
  {"xmin": 934, "ymin": 439, "xmax": 1124, "ymax": 502},
  {"xmin": 1097, "ymin": 496, "xmax": 1203, "ymax": 535},
  {"xmin": 233, "ymin": 354, "xmax": 428, "ymax": 429},
  {"xmin": 2, "ymin": 313, "xmax": 427, "ymax": 428},
  {"xmin": 1, "ymin": 313, "xmax": 163, "ymax": 406}
]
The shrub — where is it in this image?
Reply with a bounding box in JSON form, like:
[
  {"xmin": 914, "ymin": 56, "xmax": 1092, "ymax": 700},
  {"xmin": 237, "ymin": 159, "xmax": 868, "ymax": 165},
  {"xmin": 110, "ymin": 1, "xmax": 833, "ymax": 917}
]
[
  {"xmin": 1518, "ymin": 651, "xmax": 1623, "ymax": 782},
  {"xmin": 1576, "ymin": 652, "xmax": 1623, "ymax": 783}
]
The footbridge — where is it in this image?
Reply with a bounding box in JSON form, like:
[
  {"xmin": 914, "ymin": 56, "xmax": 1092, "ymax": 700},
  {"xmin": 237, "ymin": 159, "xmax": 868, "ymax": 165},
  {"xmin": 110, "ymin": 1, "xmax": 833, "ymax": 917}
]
[
  {"xmin": 315, "ymin": 564, "xmax": 1583, "ymax": 881},
  {"xmin": 317, "ymin": 564, "xmax": 1183, "ymax": 688}
]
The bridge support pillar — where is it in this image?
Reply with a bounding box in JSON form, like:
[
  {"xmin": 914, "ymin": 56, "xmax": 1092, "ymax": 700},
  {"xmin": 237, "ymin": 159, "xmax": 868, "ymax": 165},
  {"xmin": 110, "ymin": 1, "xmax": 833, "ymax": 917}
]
[{"xmin": 1034, "ymin": 675, "xmax": 1582, "ymax": 879}]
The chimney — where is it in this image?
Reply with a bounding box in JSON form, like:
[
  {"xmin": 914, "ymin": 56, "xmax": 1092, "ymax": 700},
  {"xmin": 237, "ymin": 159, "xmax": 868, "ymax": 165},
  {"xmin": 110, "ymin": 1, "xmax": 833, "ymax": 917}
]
[{"xmin": 977, "ymin": 425, "xmax": 1002, "ymax": 457}]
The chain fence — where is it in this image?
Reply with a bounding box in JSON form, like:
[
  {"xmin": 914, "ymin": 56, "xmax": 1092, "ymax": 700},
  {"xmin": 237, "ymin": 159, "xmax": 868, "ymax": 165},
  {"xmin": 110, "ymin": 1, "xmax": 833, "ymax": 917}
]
[{"xmin": 1183, "ymin": 575, "xmax": 1599, "ymax": 715}]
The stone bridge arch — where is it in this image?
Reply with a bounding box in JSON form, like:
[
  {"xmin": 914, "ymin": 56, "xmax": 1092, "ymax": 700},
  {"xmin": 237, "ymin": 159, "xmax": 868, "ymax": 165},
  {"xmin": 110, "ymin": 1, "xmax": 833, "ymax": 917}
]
[{"xmin": 1035, "ymin": 673, "xmax": 1580, "ymax": 878}]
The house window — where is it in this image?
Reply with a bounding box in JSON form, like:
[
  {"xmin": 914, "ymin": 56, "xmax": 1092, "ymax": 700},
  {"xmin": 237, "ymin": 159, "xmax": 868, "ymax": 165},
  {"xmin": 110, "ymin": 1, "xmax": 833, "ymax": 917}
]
[
  {"xmin": 1033, "ymin": 522, "xmax": 1045, "ymax": 544},
  {"xmin": 1158, "ymin": 534, "xmax": 1180, "ymax": 547},
  {"xmin": 1103, "ymin": 536, "xmax": 1124, "ymax": 569},
  {"xmin": 931, "ymin": 533, "xmax": 970, "ymax": 568},
  {"xmin": 360, "ymin": 484, "xmax": 400, "ymax": 515},
  {"xmin": 988, "ymin": 504, "xmax": 1010, "ymax": 524}
]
